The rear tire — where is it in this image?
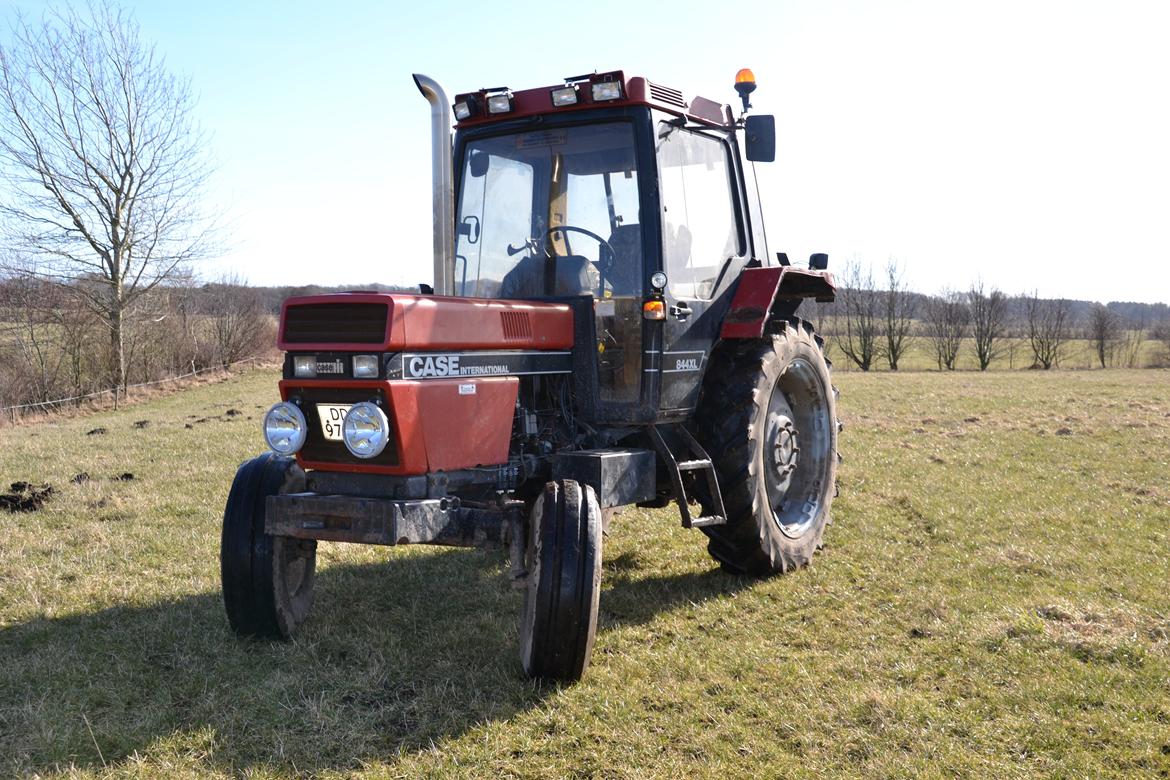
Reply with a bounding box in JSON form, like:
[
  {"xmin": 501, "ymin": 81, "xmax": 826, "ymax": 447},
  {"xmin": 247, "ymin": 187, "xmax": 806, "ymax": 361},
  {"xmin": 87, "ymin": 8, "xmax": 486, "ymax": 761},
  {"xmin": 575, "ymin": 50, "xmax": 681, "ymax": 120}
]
[
  {"xmin": 519, "ymin": 479, "xmax": 602, "ymax": 681},
  {"xmin": 695, "ymin": 320, "xmax": 838, "ymax": 575},
  {"xmin": 221, "ymin": 454, "xmax": 317, "ymax": 639}
]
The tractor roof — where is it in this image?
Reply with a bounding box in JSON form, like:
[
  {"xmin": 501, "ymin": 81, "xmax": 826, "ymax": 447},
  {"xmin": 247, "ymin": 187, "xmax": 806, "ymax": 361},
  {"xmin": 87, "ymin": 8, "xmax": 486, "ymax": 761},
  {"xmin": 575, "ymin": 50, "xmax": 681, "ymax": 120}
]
[{"xmin": 452, "ymin": 71, "xmax": 734, "ymax": 131}]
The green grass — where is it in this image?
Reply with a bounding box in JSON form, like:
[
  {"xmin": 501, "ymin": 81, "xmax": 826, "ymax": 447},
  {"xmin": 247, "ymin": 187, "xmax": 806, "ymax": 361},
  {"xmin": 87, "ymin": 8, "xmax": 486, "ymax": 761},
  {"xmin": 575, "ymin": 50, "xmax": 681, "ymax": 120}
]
[{"xmin": 2, "ymin": 368, "xmax": 1169, "ymax": 778}]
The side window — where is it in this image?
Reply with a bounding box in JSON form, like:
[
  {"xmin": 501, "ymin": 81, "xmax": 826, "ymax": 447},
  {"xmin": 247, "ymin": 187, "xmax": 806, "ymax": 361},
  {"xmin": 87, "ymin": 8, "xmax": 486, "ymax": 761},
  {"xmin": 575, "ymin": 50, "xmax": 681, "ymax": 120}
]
[{"xmin": 657, "ymin": 126, "xmax": 742, "ymax": 299}]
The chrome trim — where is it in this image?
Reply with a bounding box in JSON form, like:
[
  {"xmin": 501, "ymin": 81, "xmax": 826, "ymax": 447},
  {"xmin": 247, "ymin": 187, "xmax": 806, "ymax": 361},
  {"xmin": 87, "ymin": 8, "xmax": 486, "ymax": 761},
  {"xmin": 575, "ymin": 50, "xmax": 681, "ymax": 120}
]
[{"xmin": 413, "ymin": 73, "xmax": 455, "ymax": 296}]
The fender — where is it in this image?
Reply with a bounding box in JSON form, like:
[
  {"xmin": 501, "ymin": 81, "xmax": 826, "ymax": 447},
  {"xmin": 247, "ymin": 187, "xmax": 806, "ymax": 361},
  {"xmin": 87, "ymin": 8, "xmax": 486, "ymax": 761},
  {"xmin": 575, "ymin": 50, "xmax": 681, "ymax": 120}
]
[{"xmin": 719, "ymin": 266, "xmax": 836, "ymax": 340}]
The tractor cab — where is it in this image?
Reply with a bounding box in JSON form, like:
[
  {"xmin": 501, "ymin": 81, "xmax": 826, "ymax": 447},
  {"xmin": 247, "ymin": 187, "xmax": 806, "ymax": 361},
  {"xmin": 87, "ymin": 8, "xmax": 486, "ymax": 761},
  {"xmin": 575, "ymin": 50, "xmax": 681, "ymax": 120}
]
[{"xmin": 448, "ymin": 72, "xmax": 774, "ymax": 419}]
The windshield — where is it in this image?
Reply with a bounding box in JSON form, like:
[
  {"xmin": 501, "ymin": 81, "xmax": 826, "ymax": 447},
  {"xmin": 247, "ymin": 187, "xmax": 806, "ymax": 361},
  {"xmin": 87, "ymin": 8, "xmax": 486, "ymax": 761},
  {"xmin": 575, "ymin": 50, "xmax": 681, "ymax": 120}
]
[{"xmin": 454, "ymin": 122, "xmax": 642, "ymax": 299}]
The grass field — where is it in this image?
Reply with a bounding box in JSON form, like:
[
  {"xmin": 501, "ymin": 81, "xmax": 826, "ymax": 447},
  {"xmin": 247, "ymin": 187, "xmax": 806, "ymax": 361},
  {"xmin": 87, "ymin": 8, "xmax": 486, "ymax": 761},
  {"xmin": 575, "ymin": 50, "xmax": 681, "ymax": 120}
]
[{"xmin": 1, "ymin": 367, "xmax": 1168, "ymax": 778}]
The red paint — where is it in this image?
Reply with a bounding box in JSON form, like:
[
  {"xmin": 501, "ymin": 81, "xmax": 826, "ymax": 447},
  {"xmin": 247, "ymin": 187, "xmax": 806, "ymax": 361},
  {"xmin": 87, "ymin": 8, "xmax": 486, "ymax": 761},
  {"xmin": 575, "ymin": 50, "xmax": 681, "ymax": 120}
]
[
  {"xmin": 454, "ymin": 74, "xmax": 734, "ymax": 131},
  {"xmin": 278, "ymin": 293, "xmax": 574, "ymax": 352},
  {"xmin": 281, "ymin": 377, "xmax": 519, "ymax": 475},
  {"xmin": 720, "ymin": 267, "xmax": 837, "ymax": 339}
]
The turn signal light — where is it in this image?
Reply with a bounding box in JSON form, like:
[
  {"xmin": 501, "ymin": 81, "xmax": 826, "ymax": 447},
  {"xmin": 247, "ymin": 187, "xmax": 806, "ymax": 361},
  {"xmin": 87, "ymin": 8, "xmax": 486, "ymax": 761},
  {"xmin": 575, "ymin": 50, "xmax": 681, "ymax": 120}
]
[{"xmin": 642, "ymin": 299, "xmax": 666, "ymax": 321}]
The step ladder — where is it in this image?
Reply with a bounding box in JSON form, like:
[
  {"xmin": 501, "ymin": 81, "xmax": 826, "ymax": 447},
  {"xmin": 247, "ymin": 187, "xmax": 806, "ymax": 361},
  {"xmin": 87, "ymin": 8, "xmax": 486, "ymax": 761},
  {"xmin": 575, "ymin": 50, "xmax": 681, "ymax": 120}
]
[{"xmin": 649, "ymin": 424, "xmax": 727, "ymax": 529}]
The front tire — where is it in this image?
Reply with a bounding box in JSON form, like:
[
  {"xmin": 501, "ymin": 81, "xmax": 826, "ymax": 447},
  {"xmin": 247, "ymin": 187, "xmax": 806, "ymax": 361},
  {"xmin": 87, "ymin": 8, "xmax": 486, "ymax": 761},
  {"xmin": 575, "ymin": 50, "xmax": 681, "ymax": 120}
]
[
  {"xmin": 519, "ymin": 479, "xmax": 603, "ymax": 681},
  {"xmin": 695, "ymin": 320, "xmax": 838, "ymax": 575},
  {"xmin": 221, "ymin": 454, "xmax": 317, "ymax": 639}
]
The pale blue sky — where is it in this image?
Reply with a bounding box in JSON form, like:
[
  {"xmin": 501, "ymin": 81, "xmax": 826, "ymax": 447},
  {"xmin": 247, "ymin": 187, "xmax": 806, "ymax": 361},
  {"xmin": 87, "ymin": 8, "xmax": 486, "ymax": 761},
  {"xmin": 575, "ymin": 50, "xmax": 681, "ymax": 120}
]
[{"xmin": 5, "ymin": 0, "xmax": 1169, "ymax": 303}]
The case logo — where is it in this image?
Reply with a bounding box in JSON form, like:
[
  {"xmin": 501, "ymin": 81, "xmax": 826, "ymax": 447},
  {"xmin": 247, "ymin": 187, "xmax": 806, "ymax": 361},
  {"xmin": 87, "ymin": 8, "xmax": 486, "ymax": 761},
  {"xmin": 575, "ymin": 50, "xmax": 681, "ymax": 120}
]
[{"xmin": 407, "ymin": 355, "xmax": 460, "ymax": 377}]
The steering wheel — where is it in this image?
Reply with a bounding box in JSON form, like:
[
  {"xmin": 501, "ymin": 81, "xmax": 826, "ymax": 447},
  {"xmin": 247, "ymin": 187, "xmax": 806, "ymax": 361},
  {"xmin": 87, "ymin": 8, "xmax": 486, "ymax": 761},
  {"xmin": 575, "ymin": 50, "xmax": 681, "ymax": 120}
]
[{"xmin": 541, "ymin": 225, "xmax": 617, "ymax": 289}]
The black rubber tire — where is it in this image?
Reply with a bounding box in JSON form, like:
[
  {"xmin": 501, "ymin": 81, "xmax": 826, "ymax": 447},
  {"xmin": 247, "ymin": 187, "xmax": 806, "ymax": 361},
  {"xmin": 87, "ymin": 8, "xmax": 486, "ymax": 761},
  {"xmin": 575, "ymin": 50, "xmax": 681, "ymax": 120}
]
[
  {"xmin": 519, "ymin": 479, "xmax": 603, "ymax": 682},
  {"xmin": 221, "ymin": 453, "xmax": 317, "ymax": 639},
  {"xmin": 694, "ymin": 319, "xmax": 839, "ymax": 576}
]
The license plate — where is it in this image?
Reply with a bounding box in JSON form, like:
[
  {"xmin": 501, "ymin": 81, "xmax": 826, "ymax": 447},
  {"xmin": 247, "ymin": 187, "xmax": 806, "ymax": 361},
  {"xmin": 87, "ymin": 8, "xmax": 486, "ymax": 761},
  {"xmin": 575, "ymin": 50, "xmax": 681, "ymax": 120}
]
[{"xmin": 317, "ymin": 404, "xmax": 351, "ymax": 441}]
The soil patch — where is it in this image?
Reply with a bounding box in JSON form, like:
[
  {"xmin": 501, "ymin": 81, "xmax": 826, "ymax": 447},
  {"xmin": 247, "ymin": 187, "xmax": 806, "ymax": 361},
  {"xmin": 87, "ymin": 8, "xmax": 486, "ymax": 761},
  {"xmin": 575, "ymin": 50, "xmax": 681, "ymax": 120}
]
[{"xmin": 1, "ymin": 482, "xmax": 54, "ymax": 513}]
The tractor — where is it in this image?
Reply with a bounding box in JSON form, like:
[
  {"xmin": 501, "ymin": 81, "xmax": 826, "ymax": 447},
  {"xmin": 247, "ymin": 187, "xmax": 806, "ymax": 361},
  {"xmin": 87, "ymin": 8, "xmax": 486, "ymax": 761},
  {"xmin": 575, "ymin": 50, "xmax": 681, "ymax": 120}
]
[{"xmin": 221, "ymin": 68, "xmax": 839, "ymax": 681}]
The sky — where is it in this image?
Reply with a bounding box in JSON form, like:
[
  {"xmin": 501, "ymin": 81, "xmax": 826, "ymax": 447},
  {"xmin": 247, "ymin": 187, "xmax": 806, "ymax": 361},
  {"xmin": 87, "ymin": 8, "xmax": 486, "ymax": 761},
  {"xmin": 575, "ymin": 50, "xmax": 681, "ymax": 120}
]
[{"xmin": 4, "ymin": 0, "xmax": 1169, "ymax": 303}]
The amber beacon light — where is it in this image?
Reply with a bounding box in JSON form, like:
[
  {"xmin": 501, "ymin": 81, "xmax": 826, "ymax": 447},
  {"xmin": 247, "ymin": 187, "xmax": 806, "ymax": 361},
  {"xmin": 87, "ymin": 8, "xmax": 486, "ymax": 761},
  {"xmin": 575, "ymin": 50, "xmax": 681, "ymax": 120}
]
[{"xmin": 734, "ymin": 68, "xmax": 757, "ymax": 113}]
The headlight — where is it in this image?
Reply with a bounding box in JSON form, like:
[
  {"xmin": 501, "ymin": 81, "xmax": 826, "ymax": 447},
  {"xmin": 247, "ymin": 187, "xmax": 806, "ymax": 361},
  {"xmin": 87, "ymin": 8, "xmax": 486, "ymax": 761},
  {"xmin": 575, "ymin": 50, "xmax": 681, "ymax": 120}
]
[
  {"xmin": 343, "ymin": 402, "xmax": 390, "ymax": 459},
  {"xmin": 293, "ymin": 355, "xmax": 317, "ymax": 378},
  {"xmin": 352, "ymin": 354, "xmax": 379, "ymax": 378},
  {"xmin": 263, "ymin": 402, "xmax": 307, "ymax": 455}
]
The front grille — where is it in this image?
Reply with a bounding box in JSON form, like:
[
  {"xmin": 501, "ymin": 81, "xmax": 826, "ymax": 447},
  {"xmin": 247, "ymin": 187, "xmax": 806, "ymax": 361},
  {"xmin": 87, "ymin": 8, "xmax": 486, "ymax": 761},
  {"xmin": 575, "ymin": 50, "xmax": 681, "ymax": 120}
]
[
  {"xmin": 292, "ymin": 387, "xmax": 399, "ymax": 468},
  {"xmin": 283, "ymin": 302, "xmax": 389, "ymax": 345},
  {"xmin": 500, "ymin": 311, "xmax": 532, "ymax": 341},
  {"xmin": 648, "ymin": 81, "xmax": 687, "ymax": 108}
]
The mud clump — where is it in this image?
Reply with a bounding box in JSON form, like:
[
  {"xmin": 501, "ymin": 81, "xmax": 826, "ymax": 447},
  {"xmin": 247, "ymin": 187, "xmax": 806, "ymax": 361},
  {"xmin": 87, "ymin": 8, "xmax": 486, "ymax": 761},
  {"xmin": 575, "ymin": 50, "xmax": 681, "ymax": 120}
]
[
  {"xmin": 133, "ymin": 420, "xmax": 151, "ymax": 429},
  {"xmin": 1, "ymin": 482, "xmax": 55, "ymax": 513},
  {"xmin": 86, "ymin": 428, "xmax": 107, "ymax": 436},
  {"xmin": 111, "ymin": 473, "xmax": 135, "ymax": 482},
  {"xmin": 224, "ymin": 409, "xmax": 242, "ymax": 417},
  {"xmin": 70, "ymin": 473, "xmax": 91, "ymax": 485}
]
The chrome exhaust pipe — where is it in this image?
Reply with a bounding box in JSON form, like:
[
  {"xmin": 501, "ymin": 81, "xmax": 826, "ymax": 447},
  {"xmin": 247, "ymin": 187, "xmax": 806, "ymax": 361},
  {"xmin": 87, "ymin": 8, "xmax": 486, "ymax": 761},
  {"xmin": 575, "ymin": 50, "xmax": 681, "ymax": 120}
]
[{"xmin": 412, "ymin": 73, "xmax": 455, "ymax": 296}]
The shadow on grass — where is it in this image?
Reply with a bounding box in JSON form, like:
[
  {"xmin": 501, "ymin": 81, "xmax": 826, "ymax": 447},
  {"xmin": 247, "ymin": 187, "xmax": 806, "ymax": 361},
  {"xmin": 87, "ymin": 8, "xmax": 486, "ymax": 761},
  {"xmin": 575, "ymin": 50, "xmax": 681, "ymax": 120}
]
[{"xmin": 0, "ymin": 545, "xmax": 751, "ymax": 775}]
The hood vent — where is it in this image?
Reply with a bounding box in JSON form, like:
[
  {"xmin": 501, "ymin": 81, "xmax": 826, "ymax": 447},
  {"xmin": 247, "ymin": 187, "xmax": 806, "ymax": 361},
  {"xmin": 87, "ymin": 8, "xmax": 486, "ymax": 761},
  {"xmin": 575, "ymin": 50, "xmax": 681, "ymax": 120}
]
[
  {"xmin": 648, "ymin": 81, "xmax": 687, "ymax": 108},
  {"xmin": 500, "ymin": 311, "xmax": 533, "ymax": 341}
]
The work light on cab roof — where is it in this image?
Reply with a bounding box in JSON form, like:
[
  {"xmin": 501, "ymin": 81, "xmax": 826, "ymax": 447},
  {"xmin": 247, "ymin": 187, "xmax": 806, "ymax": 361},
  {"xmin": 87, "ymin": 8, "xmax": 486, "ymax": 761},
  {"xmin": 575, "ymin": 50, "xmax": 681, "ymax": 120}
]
[{"xmin": 222, "ymin": 64, "xmax": 839, "ymax": 687}]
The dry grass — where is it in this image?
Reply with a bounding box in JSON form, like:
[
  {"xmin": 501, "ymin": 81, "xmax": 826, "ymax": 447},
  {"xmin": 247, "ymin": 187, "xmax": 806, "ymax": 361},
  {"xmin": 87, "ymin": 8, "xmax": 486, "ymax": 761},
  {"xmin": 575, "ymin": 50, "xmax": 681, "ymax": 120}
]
[{"xmin": 1, "ymin": 368, "xmax": 1169, "ymax": 778}]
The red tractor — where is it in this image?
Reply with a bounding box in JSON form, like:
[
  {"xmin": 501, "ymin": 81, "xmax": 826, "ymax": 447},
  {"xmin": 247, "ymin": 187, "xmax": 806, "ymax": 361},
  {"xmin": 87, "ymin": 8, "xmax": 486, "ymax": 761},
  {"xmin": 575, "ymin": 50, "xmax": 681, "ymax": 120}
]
[{"xmin": 222, "ymin": 69, "xmax": 839, "ymax": 681}]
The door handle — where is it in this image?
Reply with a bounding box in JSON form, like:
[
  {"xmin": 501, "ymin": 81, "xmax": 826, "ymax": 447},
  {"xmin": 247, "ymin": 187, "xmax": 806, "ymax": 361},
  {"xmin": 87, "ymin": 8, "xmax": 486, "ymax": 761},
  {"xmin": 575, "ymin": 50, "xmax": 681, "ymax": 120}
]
[{"xmin": 669, "ymin": 301, "xmax": 692, "ymax": 320}]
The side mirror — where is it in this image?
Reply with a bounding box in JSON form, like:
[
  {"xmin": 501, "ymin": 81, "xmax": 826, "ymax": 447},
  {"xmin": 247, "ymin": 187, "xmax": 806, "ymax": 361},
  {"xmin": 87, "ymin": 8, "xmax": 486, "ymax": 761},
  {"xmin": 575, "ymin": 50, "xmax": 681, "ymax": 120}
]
[
  {"xmin": 457, "ymin": 215, "xmax": 480, "ymax": 244},
  {"xmin": 744, "ymin": 115, "xmax": 775, "ymax": 162},
  {"xmin": 469, "ymin": 150, "xmax": 489, "ymax": 178},
  {"xmin": 809, "ymin": 253, "xmax": 829, "ymax": 270}
]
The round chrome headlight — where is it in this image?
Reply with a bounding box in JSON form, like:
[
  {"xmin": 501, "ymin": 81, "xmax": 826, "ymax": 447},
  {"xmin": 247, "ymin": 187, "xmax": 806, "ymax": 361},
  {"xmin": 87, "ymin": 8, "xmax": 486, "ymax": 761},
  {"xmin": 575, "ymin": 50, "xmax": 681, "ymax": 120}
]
[
  {"xmin": 263, "ymin": 401, "xmax": 307, "ymax": 455},
  {"xmin": 343, "ymin": 401, "xmax": 390, "ymax": 459}
]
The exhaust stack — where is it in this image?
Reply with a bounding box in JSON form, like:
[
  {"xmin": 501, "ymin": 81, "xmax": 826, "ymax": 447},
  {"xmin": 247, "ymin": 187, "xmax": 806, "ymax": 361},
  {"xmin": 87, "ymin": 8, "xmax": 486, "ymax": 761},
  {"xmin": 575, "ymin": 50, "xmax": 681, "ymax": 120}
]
[{"xmin": 413, "ymin": 74, "xmax": 455, "ymax": 296}]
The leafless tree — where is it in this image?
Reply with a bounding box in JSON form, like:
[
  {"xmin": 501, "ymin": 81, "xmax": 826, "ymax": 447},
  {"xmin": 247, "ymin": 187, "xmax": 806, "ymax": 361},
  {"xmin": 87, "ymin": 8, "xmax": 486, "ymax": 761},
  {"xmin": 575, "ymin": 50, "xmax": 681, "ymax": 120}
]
[
  {"xmin": 1087, "ymin": 303, "xmax": 1120, "ymax": 368},
  {"xmin": 968, "ymin": 280, "xmax": 1007, "ymax": 371},
  {"xmin": 837, "ymin": 260, "xmax": 882, "ymax": 371},
  {"xmin": 0, "ymin": 3, "xmax": 216, "ymax": 394},
  {"xmin": 1153, "ymin": 319, "xmax": 1170, "ymax": 366},
  {"xmin": 1119, "ymin": 315, "xmax": 1146, "ymax": 368},
  {"xmin": 1024, "ymin": 292, "xmax": 1072, "ymax": 369},
  {"xmin": 923, "ymin": 290, "xmax": 968, "ymax": 370},
  {"xmin": 882, "ymin": 258, "xmax": 915, "ymax": 370},
  {"xmin": 209, "ymin": 275, "xmax": 275, "ymax": 368}
]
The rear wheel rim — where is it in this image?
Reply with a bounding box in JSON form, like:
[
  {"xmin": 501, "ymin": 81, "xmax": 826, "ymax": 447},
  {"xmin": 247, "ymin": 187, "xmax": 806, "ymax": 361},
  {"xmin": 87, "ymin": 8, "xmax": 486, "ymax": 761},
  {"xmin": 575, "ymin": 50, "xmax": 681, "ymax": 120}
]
[{"xmin": 763, "ymin": 357, "xmax": 832, "ymax": 539}]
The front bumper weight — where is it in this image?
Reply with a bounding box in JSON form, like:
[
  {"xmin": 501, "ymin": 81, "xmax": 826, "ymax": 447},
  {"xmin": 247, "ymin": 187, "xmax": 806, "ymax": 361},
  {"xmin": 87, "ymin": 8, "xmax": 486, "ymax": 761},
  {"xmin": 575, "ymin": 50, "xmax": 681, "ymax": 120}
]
[{"xmin": 265, "ymin": 493, "xmax": 518, "ymax": 548}]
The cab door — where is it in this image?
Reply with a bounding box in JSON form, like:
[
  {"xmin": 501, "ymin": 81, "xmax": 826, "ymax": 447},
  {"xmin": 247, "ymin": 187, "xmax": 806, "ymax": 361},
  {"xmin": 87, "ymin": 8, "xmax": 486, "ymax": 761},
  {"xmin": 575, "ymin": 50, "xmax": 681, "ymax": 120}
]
[{"xmin": 655, "ymin": 124, "xmax": 747, "ymax": 411}]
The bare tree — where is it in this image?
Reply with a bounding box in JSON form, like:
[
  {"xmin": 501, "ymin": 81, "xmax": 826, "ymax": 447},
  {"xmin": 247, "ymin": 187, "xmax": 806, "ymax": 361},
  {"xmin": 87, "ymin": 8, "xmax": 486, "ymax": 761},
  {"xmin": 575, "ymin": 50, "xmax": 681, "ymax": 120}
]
[
  {"xmin": 968, "ymin": 280, "xmax": 1007, "ymax": 371},
  {"xmin": 1119, "ymin": 315, "xmax": 1146, "ymax": 368},
  {"xmin": 1024, "ymin": 292, "xmax": 1072, "ymax": 369},
  {"xmin": 208, "ymin": 275, "xmax": 275, "ymax": 368},
  {"xmin": 0, "ymin": 3, "xmax": 216, "ymax": 394},
  {"xmin": 837, "ymin": 260, "xmax": 882, "ymax": 371},
  {"xmin": 1087, "ymin": 303, "xmax": 1119, "ymax": 368},
  {"xmin": 923, "ymin": 290, "xmax": 968, "ymax": 370},
  {"xmin": 882, "ymin": 258, "xmax": 915, "ymax": 370}
]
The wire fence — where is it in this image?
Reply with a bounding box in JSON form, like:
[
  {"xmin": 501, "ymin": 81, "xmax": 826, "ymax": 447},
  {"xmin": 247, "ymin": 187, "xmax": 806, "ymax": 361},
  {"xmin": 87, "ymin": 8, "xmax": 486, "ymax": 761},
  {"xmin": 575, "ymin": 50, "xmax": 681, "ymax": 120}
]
[{"xmin": 2, "ymin": 356, "xmax": 272, "ymax": 423}]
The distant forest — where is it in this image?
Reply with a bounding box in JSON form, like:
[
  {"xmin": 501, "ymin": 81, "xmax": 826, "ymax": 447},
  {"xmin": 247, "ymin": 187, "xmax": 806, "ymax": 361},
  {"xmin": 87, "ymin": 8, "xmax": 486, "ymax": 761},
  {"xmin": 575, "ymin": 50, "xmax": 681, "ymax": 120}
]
[{"xmin": 2, "ymin": 275, "xmax": 1168, "ymax": 420}]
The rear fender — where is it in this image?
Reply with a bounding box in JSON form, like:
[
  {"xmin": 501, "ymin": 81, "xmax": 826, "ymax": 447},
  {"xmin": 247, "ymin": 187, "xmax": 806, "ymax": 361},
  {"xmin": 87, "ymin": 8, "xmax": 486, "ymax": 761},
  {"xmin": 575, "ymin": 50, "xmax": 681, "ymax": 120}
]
[{"xmin": 719, "ymin": 267, "xmax": 836, "ymax": 340}]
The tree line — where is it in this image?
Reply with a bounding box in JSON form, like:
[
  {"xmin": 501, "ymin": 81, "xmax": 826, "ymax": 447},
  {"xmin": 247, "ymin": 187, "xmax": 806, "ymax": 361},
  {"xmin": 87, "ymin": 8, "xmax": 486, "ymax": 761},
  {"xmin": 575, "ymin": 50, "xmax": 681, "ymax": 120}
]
[{"xmin": 821, "ymin": 260, "xmax": 1170, "ymax": 371}]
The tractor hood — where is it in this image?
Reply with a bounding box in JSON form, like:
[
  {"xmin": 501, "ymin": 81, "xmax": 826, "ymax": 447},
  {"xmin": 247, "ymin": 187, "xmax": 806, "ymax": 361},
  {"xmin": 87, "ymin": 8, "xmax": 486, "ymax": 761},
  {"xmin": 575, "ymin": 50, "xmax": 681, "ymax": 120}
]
[{"xmin": 277, "ymin": 292, "xmax": 575, "ymax": 352}]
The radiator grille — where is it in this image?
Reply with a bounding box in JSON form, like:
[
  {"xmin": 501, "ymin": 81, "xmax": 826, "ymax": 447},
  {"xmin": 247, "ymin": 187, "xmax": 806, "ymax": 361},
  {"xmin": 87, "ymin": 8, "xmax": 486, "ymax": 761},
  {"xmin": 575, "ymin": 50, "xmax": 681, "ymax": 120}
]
[
  {"xmin": 647, "ymin": 81, "xmax": 687, "ymax": 108},
  {"xmin": 500, "ymin": 311, "xmax": 533, "ymax": 341},
  {"xmin": 293, "ymin": 387, "xmax": 399, "ymax": 468},
  {"xmin": 283, "ymin": 302, "xmax": 389, "ymax": 345}
]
